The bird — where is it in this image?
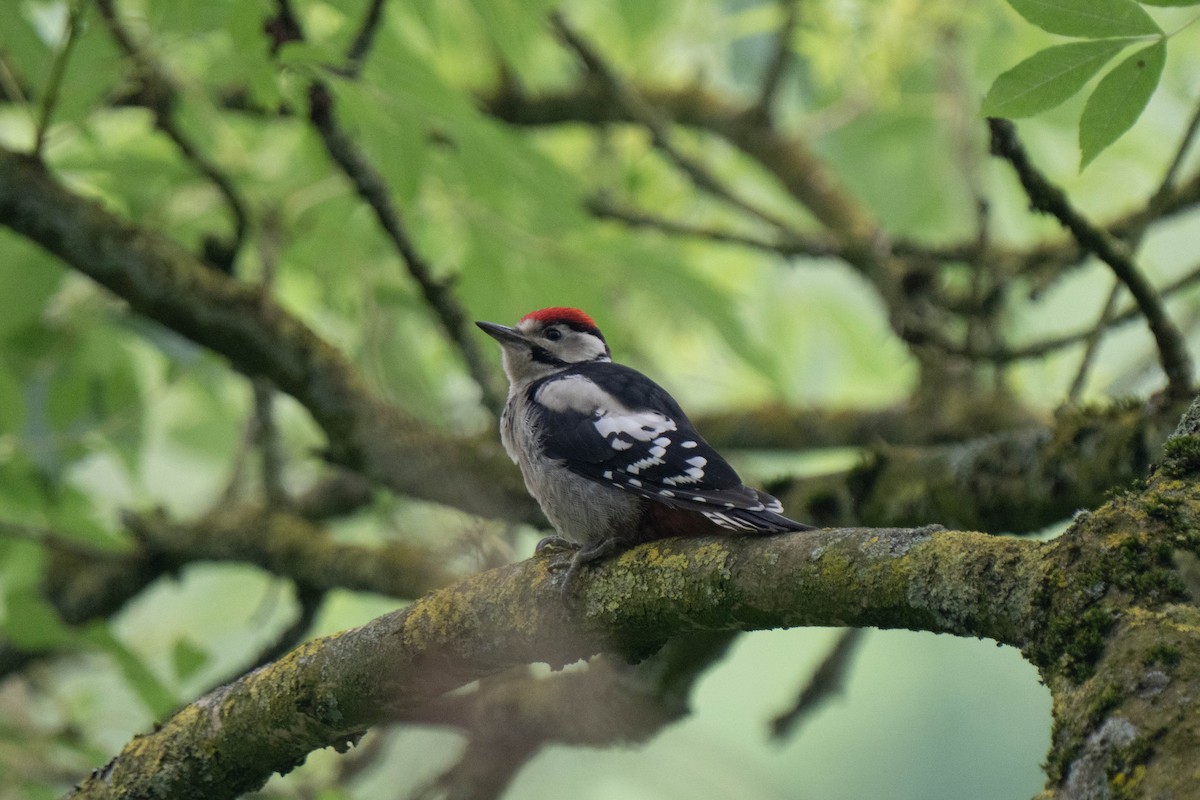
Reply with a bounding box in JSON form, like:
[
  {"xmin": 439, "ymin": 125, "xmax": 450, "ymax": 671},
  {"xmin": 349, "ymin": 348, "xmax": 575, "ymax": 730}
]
[{"xmin": 476, "ymin": 306, "xmax": 813, "ymax": 595}]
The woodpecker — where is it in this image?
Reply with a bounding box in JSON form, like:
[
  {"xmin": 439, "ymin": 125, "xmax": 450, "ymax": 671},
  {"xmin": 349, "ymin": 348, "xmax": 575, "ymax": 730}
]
[{"xmin": 476, "ymin": 307, "xmax": 812, "ymax": 595}]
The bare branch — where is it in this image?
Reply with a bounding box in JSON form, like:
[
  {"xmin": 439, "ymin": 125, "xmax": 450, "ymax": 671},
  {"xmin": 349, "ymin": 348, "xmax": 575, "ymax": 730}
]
[
  {"xmin": 482, "ymin": 83, "xmax": 1200, "ymax": 283},
  {"xmin": 771, "ymin": 628, "xmax": 864, "ymax": 739},
  {"xmin": 0, "ymin": 495, "xmax": 464, "ymax": 682},
  {"xmin": 304, "ymin": 80, "xmax": 506, "ymax": 414},
  {"xmin": 752, "ymin": 0, "xmax": 801, "ymax": 120},
  {"xmin": 95, "ymin": 0, "xmax": 249, "ymax": 272},
  {"xmin": 551, "ymin": 13, "xmax": 804, "ymax": 238},
  {"xmin": 587, "ymin": 194, "xmax": 839, "ymax": 258},
  {"xmin": 122, "ymin": 505, "xmax": 463, "ymax": 599},
  {"xmin": 1149, "ymin": 94, "xmax": 1200, "ymax": 212},
  {"xmin": 258, "ymin": 0, "xmax": 505, "ymax": 413},
  {"xmin": 781, "ymin": 398, "xmax": 1185, "ymax": 533},
  {"xmin": 988, "ymin": 118, "xmax": 1193, "ymax": 397},
  {"xmin": 343, "ymin": 0, "xmax": 390, "ymax": 77},
  {"xmin": 0, "ymin": 145, "xmax": 534, "ymax": 521},
  {"xmin": 32, "ymin": 0, "xmax": 85, "ymax": 157},
  {"xmin": 1067, "ymin": 280, "xmax": 1122, "ymax": 403}
]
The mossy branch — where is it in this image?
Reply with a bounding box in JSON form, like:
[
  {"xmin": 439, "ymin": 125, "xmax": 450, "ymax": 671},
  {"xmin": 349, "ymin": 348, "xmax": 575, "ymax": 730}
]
[
  {"xmin": 65, "ymin": 526, "xmax": 1049, "ymax": 799},
  {"xmin": 784, "ymin": 399, "xmax": 1185, "ymax": 532},
  {"xmin": 0, "ymin": 145, "xmax": 534, "ymax": 523}
]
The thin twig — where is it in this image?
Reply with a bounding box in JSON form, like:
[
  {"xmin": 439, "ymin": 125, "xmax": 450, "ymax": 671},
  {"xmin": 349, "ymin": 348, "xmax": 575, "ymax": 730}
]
[
  {"xmin": 1149, "ymin": 95, "xmax": 1200, "ymax": 212},
  {"xmin": 587, "ymin": 194, "xmax": 838, "ymax": 258},
  {"xmin": 483, "ymin": 82, "xmax": 1200, "ymax": 284},
  {"xmin": 267, "ymin": 2, "xmax": 505, "ymax": 414},
  {"xmin": 342, "ymin": 0, "xmax": 389, "ymax": 78},
  {"xmin": 306, "ymin": 82, "xmax": 505, "ymax": 413},
  {"xmin": 0, "ymin": 520, "xmax": 116, "ymax": 559},
  {"xmin": 252, "ymin": 380, "xmax": 286, "ymax": 505},
  {"xmin": 1066, "ymin": 99, "xmax": 1200, "ymax": 402},
  {"xmin": 95, "ymin": 0, "xmax": 250, "ymax": 272},
  {"xmin": 1067, "ymin": 281, "xmax": 1122, "ymax": 403},
  {"xmin": 925, "ymin": 258, "xmax": 1200, "ymax": 363},
  {"xmin": 988, "ymin": 118, "xmax": 1193, "ymax": 397},
  {"xmin": 32, "ymin": 0, "xmax": 85, "ymax": 157},
  {"xmin": 752, "ymin": 0, "xmax": 801, "ymax": 119},
  {"xmin": 551, "ymin": 12, "xmax": 801, "ymax": 237},
  {"xmin": 771, "ymin": 628, "xmax": 864, "ymax": 739},
  {"xmin": 253, "ymin": 208, "xmax": 286, "ymax": 506}
]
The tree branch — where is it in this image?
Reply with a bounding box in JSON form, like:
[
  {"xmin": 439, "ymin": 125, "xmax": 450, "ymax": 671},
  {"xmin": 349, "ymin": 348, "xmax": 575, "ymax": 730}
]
[
  {"xmin": 770, "ymin": 628, "xmax": 863, "ymax": 739},
  {"xmin": 782, "ymin": 398, "xmax": 1184, "ymax": 532},
  {"xmin": 32, "ymin": 0, "xmax": 85, "ymax": 157},
  {"xmin": 264, "ymin": 3, "xmax": 506, "ymax": 414},
  {"xmin": 96, "ymin": 0, "xmax": 250, "ymax": 272},
  {"xmin": 0, "ymin": 499, "xmax": 466, "ymax": 681},
  {"xmin": 693, "ymin": 396, "xmax": 1039, "ymax": 451},
  {"xmin": 483, "ymin": 82, "xmax": 1200, "ymax": 283},
  {"xmin": 988, "ymin": 118, "xmax": 1194, "ymax": 398},
  {"xmin": 752, "ymin": 0, "xmax": 801, "ymax": 120},
  {"xmin": 65, "ymin": 525, "xmax": 1048, "ymax": 799},
  {"xmin": 587, "ymin": 194, "xmax": 840, "ymax": 258},
  {"xmin": 342, "ymin": 0, "xmax": 389, "ymax": 78},
  {"xmin": 407, "ymin": 634, "xmax": 734, "ymax": 799},
  {"xmin": 121, "ymin": 506, "xmax": 462, "ymax": 598},
  {"xmin": 551, "ymin": 13, "xmax": 806, "ymax": 238},
  {"xmin": 0, "ymin": 145, "xmax": 534, "ymax": 522}
]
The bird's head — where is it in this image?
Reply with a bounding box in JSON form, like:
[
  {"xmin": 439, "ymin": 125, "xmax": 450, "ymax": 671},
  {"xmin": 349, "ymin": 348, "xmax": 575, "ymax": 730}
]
[{"xmin": 476, "ymin": 307, "xmax": 611, "ymax": 386}]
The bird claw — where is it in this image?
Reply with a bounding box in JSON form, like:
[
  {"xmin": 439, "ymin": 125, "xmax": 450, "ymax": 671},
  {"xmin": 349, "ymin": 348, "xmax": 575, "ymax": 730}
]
[
  {"xmin": 535, "ymin": 536, "xmax": 578, "ymax": 575},
  {"xmin": 535, "ymin": 535, "xmax": 576, "ymax": 555}
]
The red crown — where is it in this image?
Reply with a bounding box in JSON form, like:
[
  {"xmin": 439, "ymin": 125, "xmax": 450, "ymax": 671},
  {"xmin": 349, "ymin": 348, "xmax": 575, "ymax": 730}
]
[{"xmin": 520, "ymin": 307, "xmax": 599, "ymax": 331}]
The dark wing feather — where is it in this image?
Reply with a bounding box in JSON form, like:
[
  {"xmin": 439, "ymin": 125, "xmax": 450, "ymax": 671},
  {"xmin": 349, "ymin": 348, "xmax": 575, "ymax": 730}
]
[{"xmin": 531, "ymin": 363, "xmax": 810, "ymax": 532}]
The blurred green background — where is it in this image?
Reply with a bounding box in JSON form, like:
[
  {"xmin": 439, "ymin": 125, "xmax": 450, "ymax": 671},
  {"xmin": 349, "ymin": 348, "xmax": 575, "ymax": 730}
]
[{"xmin": 3, "ymin": 0, "xmax": 1199, "ymax": 796}]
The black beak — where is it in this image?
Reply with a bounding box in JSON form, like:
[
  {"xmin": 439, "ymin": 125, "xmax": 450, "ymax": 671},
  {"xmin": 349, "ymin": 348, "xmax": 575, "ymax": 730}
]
[{"xmin": 475, "ymin": 320, "xmax": 527, "ymax": 347}]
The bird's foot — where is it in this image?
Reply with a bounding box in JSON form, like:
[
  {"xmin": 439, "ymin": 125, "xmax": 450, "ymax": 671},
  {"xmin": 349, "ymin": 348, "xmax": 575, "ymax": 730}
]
[
  {"xmin": 534, "ymin": 535, "xmax": 579, "ymax": 575},
  {"xmin": 558, "ymin": 537, "xmax": 621, "ymax": 601},
  {"xmin": 535, "ymin": 535, "xmax": 577, "ymax": 556}
]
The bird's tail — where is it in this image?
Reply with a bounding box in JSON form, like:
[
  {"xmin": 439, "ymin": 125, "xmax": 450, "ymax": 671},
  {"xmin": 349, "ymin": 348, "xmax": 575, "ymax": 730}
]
[{"xmin": 702, "ymin": 490, "xmax": 814, "ymax": 533}]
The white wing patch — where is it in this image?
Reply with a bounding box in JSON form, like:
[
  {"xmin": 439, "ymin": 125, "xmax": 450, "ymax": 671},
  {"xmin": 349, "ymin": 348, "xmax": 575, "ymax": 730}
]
[
  {"xmin": 535, "ymin": 374, "xmax": 612, "ymax": 414},
  {"xmin": 593, "ymin": 409, "xmax": 677, "ymax": 441}
]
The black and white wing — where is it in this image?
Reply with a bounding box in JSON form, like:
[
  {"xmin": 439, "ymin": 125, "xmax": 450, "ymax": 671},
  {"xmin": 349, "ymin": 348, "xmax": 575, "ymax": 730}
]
[{"xmin": 529, "ymin": 363, "xmax": 809, "ymax": 532}]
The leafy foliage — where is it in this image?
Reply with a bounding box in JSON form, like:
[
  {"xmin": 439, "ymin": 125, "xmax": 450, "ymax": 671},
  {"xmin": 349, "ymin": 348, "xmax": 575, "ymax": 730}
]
[
  {"xmin": 984, "ymin": 0, "xmax": 1193, "ymax": 167},
  {"xmin": 0, "ymin": 0, "xmax": 1198, "ymax": 798}
]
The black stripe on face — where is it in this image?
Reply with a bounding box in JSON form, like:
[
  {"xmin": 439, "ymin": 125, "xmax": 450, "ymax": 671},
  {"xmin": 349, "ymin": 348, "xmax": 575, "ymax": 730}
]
[{"xmin": 530, "ymin": 345, "xmax": 568, "ymax": 366}]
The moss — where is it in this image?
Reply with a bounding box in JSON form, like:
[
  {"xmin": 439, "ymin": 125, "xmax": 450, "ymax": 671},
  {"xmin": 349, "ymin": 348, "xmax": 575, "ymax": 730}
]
[
  {"xmin": 1086, "ymin": 683, "xmax": 1126, "ymax": 727},
  {"xmin": 1143, "ymin": 643, "xmax": 1182, "ymax": 668},
  {"xmin": 1036, "ymin": 604, "xmax": 1116, "ymax": 682},
  {"xmin": 1160, "ymin": 434, "xmax": 1200, "ymax": 478},
  {"xmin": 1109, "ymin": 730, "xmax": 1162, "ymax": 800},
  {"xmin": 1111, "ymin": 533, "xmax": 1188, "ymax": 603}
]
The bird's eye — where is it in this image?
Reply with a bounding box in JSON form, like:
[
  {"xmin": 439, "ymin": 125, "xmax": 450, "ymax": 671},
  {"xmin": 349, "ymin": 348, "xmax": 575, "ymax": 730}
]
[{"xmin": 545, "ymin": 328, "xmax": 563, "ymax": 342}]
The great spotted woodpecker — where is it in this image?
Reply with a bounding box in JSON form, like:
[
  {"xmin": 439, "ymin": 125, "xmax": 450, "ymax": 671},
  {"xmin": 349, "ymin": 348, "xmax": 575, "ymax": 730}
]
[{"xmin": 477, "ymin": 307, "xmax": 812, "ymax": 595}]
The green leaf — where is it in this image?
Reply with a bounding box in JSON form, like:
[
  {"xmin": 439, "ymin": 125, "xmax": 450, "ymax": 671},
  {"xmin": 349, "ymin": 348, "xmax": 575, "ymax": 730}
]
[
  {"xmin": 982, "ymin": 39, "xmax": 1129, "ymax": 118},
  {"xmin": 466, "ymin": 0, "xmax": 560, "ymax": 68},
  {"xmin": 1007, "ymin": 0, "xmax": 1162, "ymax": 37},
  {"xmin": 85, "ymin": 625, "xmax": 177, "ymax": 719},
  {"xmin": 1139, "ymin": 0, "xmax": 1200, "ymax": 5},
  {"xmin": 1, "ymin": 588, "xmax": 76, "ymax": 650},
  {"xmin": 0, "ymin": 361, "xmax": 24, "ymax": 433},
  {"xmin": 171, "ymin": 637, "xmax": 210, "ymax": 682},
  {"xmin": 49, "ymin": 11, "xmax": 124, "ymax": 129},
  {"xmin": 0, "ymin": 237, "xmax": 64, "ymax": 341},
  {"xmin": 1079, "ymin": 39, "xmax": 1166, "ymax": 168}
]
